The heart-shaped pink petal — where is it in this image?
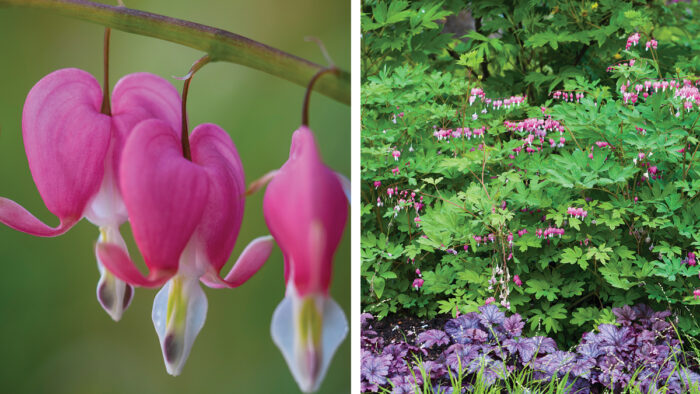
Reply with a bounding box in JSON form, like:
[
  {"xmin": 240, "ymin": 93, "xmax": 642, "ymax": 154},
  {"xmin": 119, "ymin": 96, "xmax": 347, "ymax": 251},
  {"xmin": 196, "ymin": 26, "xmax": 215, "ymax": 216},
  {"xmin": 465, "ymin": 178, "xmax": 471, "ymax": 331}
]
[
  {"xmin": 188, "ymin": 123, "xmax": 245, "ymax": 272},
  {"xmin": 0, "ymin": 68, "xmax": 111, "ymax": 235},
  {"xmin": 263, "ymin": 126, "xmax": 348, "ymax": 296},
  {"xmin": 85, "ymin": 73, "xmax": 181, "ymax": 227},
  {"xmin": 110, "ymin": 72, "xmax": 182, "ymax": 189},
  {"xmin": 99, "ymin": 119, "xmax": 209, "ymax": 287}
]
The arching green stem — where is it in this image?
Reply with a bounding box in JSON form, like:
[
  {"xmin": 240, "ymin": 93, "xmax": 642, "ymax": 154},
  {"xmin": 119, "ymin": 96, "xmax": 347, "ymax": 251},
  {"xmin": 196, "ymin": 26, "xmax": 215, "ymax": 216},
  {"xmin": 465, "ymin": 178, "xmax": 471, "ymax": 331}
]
[{"xmin": 0, "ymin": 0, "xmax": 350, "ymax": 105}]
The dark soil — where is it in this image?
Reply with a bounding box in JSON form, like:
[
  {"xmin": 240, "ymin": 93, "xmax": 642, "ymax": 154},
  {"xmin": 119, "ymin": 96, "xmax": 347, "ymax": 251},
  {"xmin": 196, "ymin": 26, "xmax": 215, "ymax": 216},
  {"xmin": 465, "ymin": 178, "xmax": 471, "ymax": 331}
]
[{"xmin": 369, "ymin": 313, "xmax": 452, "ymax": 359}]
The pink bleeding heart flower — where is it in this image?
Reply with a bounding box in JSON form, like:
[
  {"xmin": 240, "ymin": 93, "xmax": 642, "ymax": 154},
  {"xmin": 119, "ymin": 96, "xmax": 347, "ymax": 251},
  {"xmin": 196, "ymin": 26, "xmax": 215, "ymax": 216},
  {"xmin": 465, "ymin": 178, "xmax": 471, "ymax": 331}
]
[
  {"xmin": 412, "ymin": 278, "xmax": 424, "ymax": 289},
  {"xmin": 513, "ymin": 275, "xmax": 523, "ymax": 287},
  {"xmin": 0, "ymin": 68, "xmax": 181, "ymax": 321},
  {"xmin": 97, "ymin": 119, "xmax": 273, "ymax": 375},
  {"xmin": 264, "ymin": 126, "xmax": 349, "ymax": 393}
]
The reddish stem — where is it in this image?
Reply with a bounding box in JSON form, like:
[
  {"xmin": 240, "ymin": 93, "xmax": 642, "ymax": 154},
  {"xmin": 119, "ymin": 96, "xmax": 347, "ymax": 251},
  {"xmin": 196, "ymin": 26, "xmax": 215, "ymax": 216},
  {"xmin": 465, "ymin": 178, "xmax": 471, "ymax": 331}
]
[
  {"xmin": 101, "ymin": 27, "xmax": 111, "ymax": 116},
  {"xmin": 180, "ymin": 54, "xmax": 211, "ymax": 160},
  {"xmin": 302, "ymin": 67, "xmax": 338, "ymax": 127}
]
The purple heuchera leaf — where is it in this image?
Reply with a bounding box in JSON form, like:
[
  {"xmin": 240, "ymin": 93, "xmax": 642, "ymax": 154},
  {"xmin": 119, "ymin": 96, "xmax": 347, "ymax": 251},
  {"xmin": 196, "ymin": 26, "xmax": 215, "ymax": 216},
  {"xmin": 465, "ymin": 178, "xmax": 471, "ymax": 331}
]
[
  {"xmin": 358, "ymin": 304, "xmax": 697, "ymax": 393},
  {"xmin": 421, "ymin": 360, "xmax": 447, "ymax": 379},
  {"xmin": 571, "ymin": 357, "xmax": 596, "ymax": 378},
  {"xmin": 676, "ymin": 368, "xmax": 700, "ymax": 389},
  {"xmin": 531, "ymin": 336, "xmax": 558, "ymax": 354},
  {"xmin": 467, "ymin": 355, "xmax": 507, "ymax": 386},
  {"xmin": 417, "ymin": 329, "xmax": 450, "ymax": 348},
  {"xmin": 361, "ymin": 351, "xmax": 391, "ymax": 385},
  {"xmin": 503, "ymin": 337, "xmax": 539, "ymax": 363},
  {"xmin": 598, "ymin": 355, "xmax": 627, "ymax": 387},
  {"xmin": 383, "ymin": 343, "xmax": 410, "ymax": 375},
  {"xmin": 612, "ymin": 305, "xmax": 637, "ymax": 326},
  {"xmin": 360, "ymin": 381, "xmax": 378, "ymax": 393},
  {"xmin": 383, "ymin": 343, "xmax": 408, "ymax": 361},
  {"xmin": 444, "ymin": 343, "xmax": 480, "ymax": 372},
  {"xmin": 390, "ymin": 382, "xmax": 415, "ymax": 394},
  {"xmin": 444, "ymin": 313, "xmax": 482, "ymax": 344},
  {"xmin": 502, "ymin": 314, "xmax": 525, "ymax": 337},
  {"xmin": 478, "ymin": 304, "xmax": 506, "ymax": 328},
  {"xmin": 633, "ymin": 304, "xmax": 655, "ymax": 323},
  {"xmin": 596, "ymin": 324, "xmax": 634, "ymax": 354},
  {"xmin": 389, "ymin": 375, "xmax": 421, "ymax": 394},
  {"xmin": 576, "ymin": 342, "xmax": 603, "ymax": 360},
  {"xmin": 404, "ymin": 342, "xmax": 428, "ymax": 356},
  {"xmin": 466, "ymin": 328, "xmax": 489, "ymax": 343},
  {"xmin": 636, "ymin": 329, "xmax": 656, "ymax": 344},
  {"xmin": 533, "ymin": 350, "xmax": 577, "ymax": 375},
  {"xmin": 361, "ymin": 313, "xmax": 374, "ymax": 329}
]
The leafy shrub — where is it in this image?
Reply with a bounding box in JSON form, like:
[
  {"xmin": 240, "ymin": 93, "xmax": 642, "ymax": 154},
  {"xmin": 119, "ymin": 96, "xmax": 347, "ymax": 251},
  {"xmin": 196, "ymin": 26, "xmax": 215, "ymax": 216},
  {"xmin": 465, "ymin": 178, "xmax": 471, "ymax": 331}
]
[
  {"xmin": 362, "ymin": 0, "xmax": 700, "ymax": 104},
  {"xmin": 360, "ymin": 305, "xmax": 700, "ymax": 393},
  {"xmin": 361, "ymin": 0, "xmax": 700, "ymax": 341}
]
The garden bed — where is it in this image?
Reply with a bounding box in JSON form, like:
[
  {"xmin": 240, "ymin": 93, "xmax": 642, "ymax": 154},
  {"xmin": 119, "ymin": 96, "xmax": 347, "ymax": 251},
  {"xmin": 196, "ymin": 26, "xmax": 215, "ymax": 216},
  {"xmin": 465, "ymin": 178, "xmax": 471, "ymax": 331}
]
[{"xmin": 361, "ymin": 305, "xmax": 700, "ymax": 393}]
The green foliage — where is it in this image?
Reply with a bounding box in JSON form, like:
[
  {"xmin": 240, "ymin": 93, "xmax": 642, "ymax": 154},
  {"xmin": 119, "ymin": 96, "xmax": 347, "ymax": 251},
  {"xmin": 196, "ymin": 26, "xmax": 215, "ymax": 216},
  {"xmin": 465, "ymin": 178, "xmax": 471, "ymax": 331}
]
[{"xmin": 361, "ymin": 0, "xmax": 700, "ymax": 345}]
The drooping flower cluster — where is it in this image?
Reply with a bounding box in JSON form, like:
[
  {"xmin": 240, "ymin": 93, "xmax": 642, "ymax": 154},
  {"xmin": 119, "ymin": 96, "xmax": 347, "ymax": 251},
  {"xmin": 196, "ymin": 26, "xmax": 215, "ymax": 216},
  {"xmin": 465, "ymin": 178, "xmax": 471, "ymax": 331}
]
[
  {"xmin": 551, "ymin": 90, "xmax": 585, "ymax": 102},
  {"xmin": 625, "ymin": 32, "xmax": 640, "ymax": 50},
  {"xmin": 412, "ymin": 269, "xmax": 424, "ymax": 290},
  {"xmin": 0, "ymin": 35, "xmax": 349, "ymax": 392},
  {"xmin": 536, "ymin": 227, "xmax": 565, "ymax": 238},
  {"xmin": 433, "ymin": 126, "xmax": 487, "ymax": 141},
  {"xmin": 645, "ymin": 39, "xmax": 658, "ymax": 51},
  {"xmin": 617, "ymin": 77, "xmax": 700, "ymax": 111},
  {"xmin": 504, "ymin": 117, "xmax": 568, "ymax": 156},
  {"xmin": 375, "ymin": 186, "xmax": 424, "ymax": 224},
  {"xmin": 567, "ymin": 207, "xmax": 588, "ymax": 219},
  {"xmin": 468, "ymin": 87, "xmax": 526, "ymax": 110},
  {"xmin": 0, "ymin": 69, "xmax": 184, "ymax": 321}
]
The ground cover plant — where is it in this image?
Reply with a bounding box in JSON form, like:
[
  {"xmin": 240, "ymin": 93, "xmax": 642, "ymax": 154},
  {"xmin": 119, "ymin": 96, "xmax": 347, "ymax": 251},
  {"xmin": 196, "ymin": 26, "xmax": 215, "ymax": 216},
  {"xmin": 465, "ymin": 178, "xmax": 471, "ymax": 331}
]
[
  {"xmin": 361, "ymin": 305, "xmax": 700, "ymax": 393},
  {"xmin": 362, "ymin": 0, "xmax": 700, "ymax": 391}
]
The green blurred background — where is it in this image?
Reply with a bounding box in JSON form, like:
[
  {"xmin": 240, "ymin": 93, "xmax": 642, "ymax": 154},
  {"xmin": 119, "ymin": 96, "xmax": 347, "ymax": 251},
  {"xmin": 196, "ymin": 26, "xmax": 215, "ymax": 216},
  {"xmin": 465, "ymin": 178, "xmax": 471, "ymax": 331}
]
[{"xmin": 0, "ymin": 1, "xmax": 350, "ymax": 393}]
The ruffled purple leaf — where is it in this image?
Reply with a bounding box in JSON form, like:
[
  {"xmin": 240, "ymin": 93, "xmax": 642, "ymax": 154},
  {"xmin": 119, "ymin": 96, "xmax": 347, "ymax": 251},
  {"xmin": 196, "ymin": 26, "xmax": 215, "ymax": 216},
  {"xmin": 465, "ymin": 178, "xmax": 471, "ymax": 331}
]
[
  {"xmin": 361, "ymin": 351, "xmax": 391, "ymax": 385},
  {"xmin": 502, "ymin": 314, "xmax": 525, "ymax": 337},
  {"xmin": 421, "ymin": 360, "xmax": 447, "ymax": 379},
  {"xmin": 466, "ymin": 328, "xmax": 488, "ymax": 343},
  {"xmin": 444, "ymin": 343, "xmax": 480, "ymax": 372},
  {"xmin": 361, "ymin": 313, "xmax": 374, "ymax": 329},
  {"xmin": 444, "ymin": 313, "xmax": 483, "ymax": 344},
  {"xmin": 576, "ymin": 342, "xmax": 603, "ymax": 360},
  {"xmin": 533, "ymin": 350, "xmax": 577, "ymax": 375},
  {"xmin": 467, "ymin": 355, "xmax": 507, "ymax": 386},
  {"xmin": 612, "ymin": 305, "xmax": 637, "ymax": 326},
  {"xmin": 503, "ymin": 337, "xmax": 539, "ymax": 363},
  {"xmin": 633, "ymin": 304, "xmax": 655, "ymax": 323},
  {"xmin": 416, "ymin": 329, "xmax": 450, "ymax": 348},
  {"xmin": 531, "ymin": 336, "xmax": 558, "ymax": 355},
  {"xmin": 478, "ymin": 304, "xmax": 506, "ymax": 328},
  {"xmin": 571, "ymin": 357, "xmax": 596, "ymax": 378},
  {"xmin": 383, "ymin": 343, "xmax": 409, "ymax": 361},
  {"xmin": 597, "ymin": 324, "xmax": 634, "ymax": 354}
]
